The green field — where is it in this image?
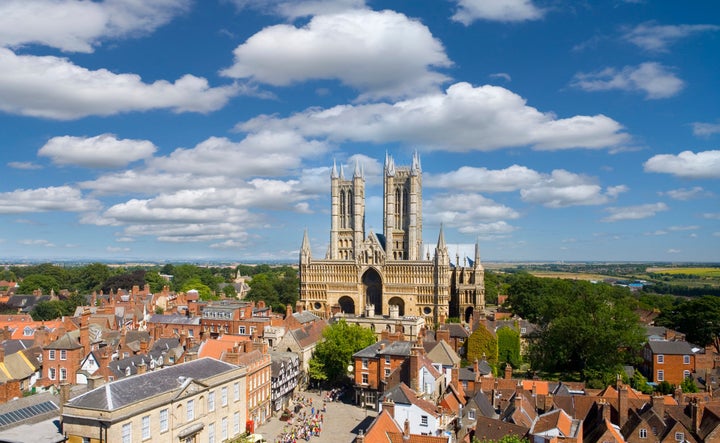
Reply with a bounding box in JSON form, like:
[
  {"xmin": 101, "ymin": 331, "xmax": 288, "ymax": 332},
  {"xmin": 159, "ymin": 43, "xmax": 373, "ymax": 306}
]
[{"xmin": 647, "ymin": 267, "xmax": 720, "ymax": 278}]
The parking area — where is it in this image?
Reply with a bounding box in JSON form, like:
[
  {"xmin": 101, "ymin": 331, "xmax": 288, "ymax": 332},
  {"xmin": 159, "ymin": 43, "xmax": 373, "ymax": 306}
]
[{"xmin": 255, "ymin": 389, "xmax": 377, "ymax": 443}]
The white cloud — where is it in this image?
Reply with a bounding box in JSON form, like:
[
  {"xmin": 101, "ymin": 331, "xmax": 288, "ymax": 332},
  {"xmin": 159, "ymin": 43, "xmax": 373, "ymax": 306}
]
[
  {"xmin": 0, "ymin": 186, "xmax": 99, "ymax": 214},
  {"xmin": 106, "ymin": 246, "xmax": 130, "ymax": 253},
  {"xmin": 39, "ymin": 134, "xmax": 157, "ymax": 168},
  {"xmin": 662, "ymin": 186, "xmax": 709, "ymax": 200},
  {"xmin": 427, "ymin": 165, "xmax": 627, "ymax": 207},
  {"xmin": 18, "ymin": 239, "xmax": 55, "ymax": 247},
  {"xmin": 644, "ymin": 150, "xmax": 720, "ymax": 179},
  {"xmin": 0, "ymin": 0, "xmax": 190, "ymax": 53},
  {"xmin": 692, "ymin": 120, "xmax": 720, "ymax": 137},
  {"xmin": 644, "ymin": 230, "xmax": 667, "ymax": 236},
  {"xmin": 704, "ymin": 213, "xmax": 720, "ymax": 220},
  {"xmin": 0, "ymin": 48, "xmax": 239, "ymax": 119},
  {"xmin": 667, "ymin": 225, "xmax": 699, "ymax": 231},
  {"xmin": 623, "ymin": 22, "xmax": 720, "ymax": 52},
  {"xmin": 427, "ymin": 165, "xmax": 542, "ymax": 192},
  {"xmin": 520, "ymin": 170, "xmax": 627, "ymax": 208},
  {"xmin": 8, "ymin": 161, "xmax": 42, "ymax": 170},
  {"xmin": 424, "ymin": 193, "xmax": 519, "ymax": 234},
  {"xmin": 667, "ymin": 249, "xmax": 681, "ymax": 254},
  {"xmin": 240, "ymin": 82, "xmax": 628, "ymax": 151},
  {"xmin": 489, "ymin": 72, "xmax": 512, "ymax": 82},
  {"xmin": 571, "ymin": 62, "xmax": 684, "ymax": 99},
  {"xmin": 602, "ymin": 202, "xmax": 669, "ymax": 222},
  {"xmin": 148, "ymin": 132, "xmax": 327, "ymax": 176},
  {"xmin": 451, "ymin": 0, "xmax": 544, "ymax": 24},
  {"xmin": 220, "ymin": 9, "xmax": 452, "ymax": 100},
  {"xmin": 227, "ymin": 0, "xmax": 365, "ymax": 19}
]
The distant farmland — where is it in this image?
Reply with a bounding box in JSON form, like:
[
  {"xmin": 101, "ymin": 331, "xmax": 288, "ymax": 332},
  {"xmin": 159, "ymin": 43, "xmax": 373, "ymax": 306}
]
[{"xmin": 647, "ymin": 267, "xmax": 720, "ymax": 278}]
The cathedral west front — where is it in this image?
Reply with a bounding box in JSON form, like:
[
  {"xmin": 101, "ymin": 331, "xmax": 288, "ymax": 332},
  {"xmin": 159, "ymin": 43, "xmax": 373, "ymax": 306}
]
[{"xmin": 298, "ymin": 153, "xmax": 485, "ymax": 325}]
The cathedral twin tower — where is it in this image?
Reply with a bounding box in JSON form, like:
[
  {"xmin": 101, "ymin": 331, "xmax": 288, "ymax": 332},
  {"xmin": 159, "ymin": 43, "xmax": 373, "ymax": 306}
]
[{"xmin": 298, "ymin": 153, "xmax": 485, "ymax": 325}]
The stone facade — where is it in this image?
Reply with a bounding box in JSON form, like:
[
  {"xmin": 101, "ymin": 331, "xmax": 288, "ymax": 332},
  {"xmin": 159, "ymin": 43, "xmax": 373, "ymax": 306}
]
[{"xmin": 299, "ymin": 153, "xmax": 486, "ymax": 326}]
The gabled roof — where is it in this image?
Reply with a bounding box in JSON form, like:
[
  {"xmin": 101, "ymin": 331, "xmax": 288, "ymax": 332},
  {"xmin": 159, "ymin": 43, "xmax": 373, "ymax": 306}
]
[
  {"xmin": 468, "ymin": 390, "xmax": 497, "ymax": 418},
  {"xmin": 45, "ymin": 331, "xmax": 82, "ymax": 350},
  {"xmin": 363, "ymin": 408, "xmax": 400, "ymax": 442},
  {"xmin": 531, "ymin": 408, "xmax": 577, "ymax": 438},
  {"xmin": 439, "ymin": 323, "xmax": 469, "ymax": 338},
  {"xmin": 66, "ymin": 357, "xmax": 239, "ymax": 411},
  {"xmin": 647, "ymin": 340, "xmax": 696, "ymax": 355},
  {"xmin": 289, "ymin": 320, "xmax": 326, "ymax": 349},
  {"xmin": 383, "ymin": 383, "xmax": 439, "ymax": 418},
  {"xmin": 473, "ymin": 416, "xmax": 528, "ymax": 442},
  {"xmin": 292, "ymin": 311, "xmax": 320, "ymax": 325},
  {"xmin": 198, "ymin": 335, "xmax": 250, "ymax": 360},
  {"xmin": 698, "ymin": 404, "xmax": 720, "ymax": 440},
  {"xmin": 0, "ymin": 348, "xmax": 41, "ymax": 382},
  {"xmin": 426, "ymin": 339, "xmax": 460, "ymax": 367}
]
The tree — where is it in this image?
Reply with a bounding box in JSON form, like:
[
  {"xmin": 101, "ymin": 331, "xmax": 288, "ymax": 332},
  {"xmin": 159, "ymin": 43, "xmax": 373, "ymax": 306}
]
[
  {"xmin": 222, "ymin": 284, "xmax": 238, "ymax": 298},
  {"xmin": 308, "ymin": 320, "xmax": 376, "ymax": 383},
  {"xmin": 17, "ymin": 274, "xmax": 60, "ymax": 294},
  {"xmin": 680, "ymin": 376, "xmax": 699, "ymax": 393},
  {"xmin": 466, "ymin": 324, "xmax": 498, "ymax": 366},
  {"xmin": 31, "ymin": 300, "xmax": 66, "ymax": 321},
  {"xmin": 657, "ymin": 296, "xmax": 720, "ymax": 353},
  {"xmin": 630, "ymin": 369, "xmax": 653, "ymax": 394},
  {"xmin": 101, "ymin": 270, "xmax": 146, "ymax": 293},
  {"xmin": 181, "ymin": 278, "xmax": 216, "ymax": 301},
  {"xmin": 497, "ymin": 326, "xmax": 521, "ymax": 368},
  {"xmin": 518, "ymin": 279, "xmax": 644, "ymax": 382},
  {"xmin": 505, "ymin": 272, "xmax": 544, "ymax": 323},
  {"xmin": 74, "ymin": 263, "xmax": 112, "ymax": 292}
]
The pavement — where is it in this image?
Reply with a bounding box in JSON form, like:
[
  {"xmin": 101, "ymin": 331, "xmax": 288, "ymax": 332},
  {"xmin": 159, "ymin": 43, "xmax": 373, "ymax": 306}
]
[{"xmin": 255, "ymin": 389, "xmax": 377, "ymax": 443}]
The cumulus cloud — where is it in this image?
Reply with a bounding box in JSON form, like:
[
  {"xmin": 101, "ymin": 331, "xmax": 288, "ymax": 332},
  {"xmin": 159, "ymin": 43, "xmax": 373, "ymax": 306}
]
[
  {"xmin": 227, "ymin": 0, "xmax": 365, "ymax": 19},
  {"xmin": 240, "ymin": 82, "xmax": 628, "ymax": 151},
  {"xmin": 220, "ymin": 9, "xmax": 452, "ymax": 100},
  {"xmin": 451, "ymin": 0, "xmax": 544, "ymax": 24},
  {"xmin": 0, "ymin": 186, "xmax": 99, "ymax": 214},
  {"xmin": 623, "ymin": 22, "xmax": 720, "ymax": 52},
  {"xmin": 148, "ymin": 132, "xmax": 328, "ymax": 176},
  {"xmin": 571, "ymin": 62, "xmax": 684, "ymax": 99},
  {"xmin": 602, "ymin": 202, "xmax": 669, "ymax": 222},
  {"xmin": 424, "ymin": 193, "xmax": 519, "ymax": 235},
  {"xmin": 644, "ymin": 150, "xmax": 720, "ymax": 179},
  {"xmin": 692, "ymin": 120, "xmax": 720, "ymax": 137},
  {"xmin": 39, "ymin": 134, "xmax": 157, "ymax": 168},
  {"xmin": 18, "ymin": 239, "xmax": 56, "ymax": 247},
  {"xmin": 520, "ymin": 170, "xmax": 628, "ymax": 208},
  {"xmin": 661, "ymin": 186, "xmax": 709, "ymax": 200},
  {"xmin": 427, "ymin": 165, "xmax": 542, "ymax": 192},
  {"xmin": 0, "ymin": 0, "xmax": 190, "ymax": 53},
  {"xmin": 0, "ymin": 48, "xmax": 239, "ymax": 119}
]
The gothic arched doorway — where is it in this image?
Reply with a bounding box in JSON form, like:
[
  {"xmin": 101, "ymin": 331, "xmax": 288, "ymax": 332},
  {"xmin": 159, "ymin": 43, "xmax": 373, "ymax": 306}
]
[
  {"xmin": 362, "ymin": 268, "xmax": 382, "ymax": 314},
  {"xmin": 338, "ymin": 296, "xmax": 355, "ymax": 315},
  {"xmin": 464, "ymin": 306, "xmax": 474, "ymax": 324},
  {"xmin": 387, "ymin": 296, "xmax": 405, "ymax": 317}
]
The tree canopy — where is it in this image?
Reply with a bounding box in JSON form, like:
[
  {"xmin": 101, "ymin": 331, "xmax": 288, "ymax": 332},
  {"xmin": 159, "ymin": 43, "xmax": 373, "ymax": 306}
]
[
  {"xmin": 308, "ymin": 320, "xmax": 376, "ymax": 384},
  {"xmin": 506, "ymin": 273, "xmax": 644, "ymax": 382},
  {"xmin": 655, "ymin": 295, "xmax": 720, "ymax": 353}
]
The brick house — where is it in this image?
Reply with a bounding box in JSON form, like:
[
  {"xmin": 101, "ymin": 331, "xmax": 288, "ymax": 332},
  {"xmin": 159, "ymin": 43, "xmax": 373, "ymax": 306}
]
[{"xmin": 643, "ymin": 341, "xmax": 697, "ymax": 385}]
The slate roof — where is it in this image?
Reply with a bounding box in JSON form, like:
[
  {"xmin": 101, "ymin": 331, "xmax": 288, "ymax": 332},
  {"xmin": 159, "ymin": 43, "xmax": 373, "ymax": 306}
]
[
  {"xmin": 292, "ymin": 311, "xmax": 320, "ymax": 325},
  {"xmin": 647, "ymin": 340, "xmax": 696, "ymax": 355},
  {"xmin": 45, "ymin": 331, "xmax": 82, "ymax": 350},
  {"xmin": 469, "ymin": 390, "xmax": 498, "ymax": 418},
  {"xmin": 354, "ymin": 340, "xmax": 412, "ymax": 358},
  {"xmin": 439, "ymin": 323, "xmax": 469, "ymax": 338},
  {"xmin": 66, "ymin": 357, "xmax": 239, "ymax": 411},
  {"xmin": 147, "ymin": 314, "xmax": 201, "ymax": 325},
  {"xmin": 472, "ymin": 416, "xmax": 528, "ymax": 441},
  {"xmin": 382, "ymin": 383, "xmax": 438, "ymax": 417}
]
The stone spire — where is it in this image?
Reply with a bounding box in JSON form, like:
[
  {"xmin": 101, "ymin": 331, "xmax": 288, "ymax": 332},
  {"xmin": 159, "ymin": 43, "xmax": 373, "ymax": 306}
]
[
  {"xmin": 331, "ymin": 159, "xmax": 338, "ymax": 178},
  {"xmin": 339, "ymin": 163, "xmax": 345, "ymax": 180},
  {"xmin": 437, "ymin": 223, "xmax": 446, "ymax": 249},
  {"xmin": 411, "ymin": 150, "xmax": 421, "ymax": 176},
  {"xmin": 474, "ymin": 239, "xmax": 484, "ymax": 270},
  {"xmin": 300, "ymin": 229, "xmax": 312, "ymax": 264},
  {"xmin": 354, "ymin": 158, "xmax": 362, "ymax": 178}
]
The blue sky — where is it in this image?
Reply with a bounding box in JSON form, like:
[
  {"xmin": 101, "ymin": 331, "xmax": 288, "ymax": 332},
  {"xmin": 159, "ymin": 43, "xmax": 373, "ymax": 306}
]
[{"xmin": 0, "ymin": 0, "xmax": 719, "ymax": 263}]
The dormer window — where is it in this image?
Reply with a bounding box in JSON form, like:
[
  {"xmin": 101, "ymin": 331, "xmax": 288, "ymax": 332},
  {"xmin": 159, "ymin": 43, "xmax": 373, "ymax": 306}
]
[{"xmin": 23, "ymin": 326, "xmax": 33, "ymax": 336}]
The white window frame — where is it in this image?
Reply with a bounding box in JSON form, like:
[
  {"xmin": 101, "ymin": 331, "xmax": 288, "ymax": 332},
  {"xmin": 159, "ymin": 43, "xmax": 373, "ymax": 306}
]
[
  {"xmin": 421, "ymin": 415, "xmax": 428, "ymax": 427},
  {"xmin": 683, "ymin": 355, "xmax": 691, "ymax": 364},
  {"xmin": 49, "ymin": 367, "xmax": 56, "ymax": 380},
  {"xmin": 48, "ymin": 350, "xmax": 56, "ymax": 360},
  {"xmin": 361, "ymin": 373, "xmax": 368, "ymax": 385},
  {"xmin": 468, "ymin": 409, "xmax": 476, "ymax": 420},
  {"xmin": 122, "ymin": 422, "xmax": 131, "ymax": 443},
  {"xmin": 234, "ymin": 382, "xmax": 240, "ymax": 401},
  {"xmin": 657, "ymin": 354, "xmax": 664, "ymax": 364},
  {"xmin": 60, "ymin": 368, "xmax": 67, "ymax": 381},
  {"xmin": 639, "ymin": 428, "xmax": 647, "ymax": 439},
  {"xmin": 234, "ymin": 412, "xmax": 240, "ymax": 435},
  {"xmin": 221, "ymin": 416, "xmax": 228, "ymax": 440},
  {"xmin": 362, "ymin": 358, "xmax": 368, "ymax": 369},
  {"xmin": 208, "ymin": 391, "xmax": 215, "ymax": 412},
  {"xmin": 221, "ymin": 386, "xmax": 228, "ymax": 406},
  {"xmin": 657, "ymin": 370, "xmax": 664, "ymax": 382},
  {"xmin": 208, "ymin": 423, "xmax": 215, "ymax": 443},
  {"xmin": 384, "ymin": 355, "xmax": 390, "ymax": 365},
  {"xmin": 142, "ymin": 415, "xmax": 150, "ymax": 440},
  {"xmin": 159, "ymin": 409, "xmax": 169, "ymax": 433},
  {"xmin": 187, "ymin": 399, "xmax": 195, "ymax": 422},
  {"xmin": 675, "ymin": 432, "xmax": 684, "ymax": 441},
  {"xmin": 60, "ymin": 350, "xmax": 67, "ymax": 361}
]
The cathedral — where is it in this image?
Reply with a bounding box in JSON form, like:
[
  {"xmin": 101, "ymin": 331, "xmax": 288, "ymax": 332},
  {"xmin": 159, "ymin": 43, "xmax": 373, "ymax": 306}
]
[{"xmin": 298, "ymin": 153, "xmax": 485, "ymax": 325}]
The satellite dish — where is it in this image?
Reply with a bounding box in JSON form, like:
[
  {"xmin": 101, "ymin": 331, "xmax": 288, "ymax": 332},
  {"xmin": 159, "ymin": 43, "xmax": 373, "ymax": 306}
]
[{"xmin": 347, "ymin": 365, "xmax": 354, "ymax": 373}]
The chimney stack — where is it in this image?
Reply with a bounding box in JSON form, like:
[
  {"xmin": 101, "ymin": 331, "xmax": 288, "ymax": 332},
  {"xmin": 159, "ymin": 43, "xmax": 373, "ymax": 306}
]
[
  {"xmin": 504, "ymin": 363, "xmax": 512, "ymax": 380},
  {"xmin": 436, "ymin": 328, "xmax": 450, "ymax": 344},
  {"xmin": 651, "ymin": 394, "xmax": 665, "ymax": 419},
  {"xmin": 618, "ymin": 385, "xmax": 628, "ymax": 426},
  {"xmin": 382, "ymin": 398, "xmax": 395, "ymax": 419}
]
